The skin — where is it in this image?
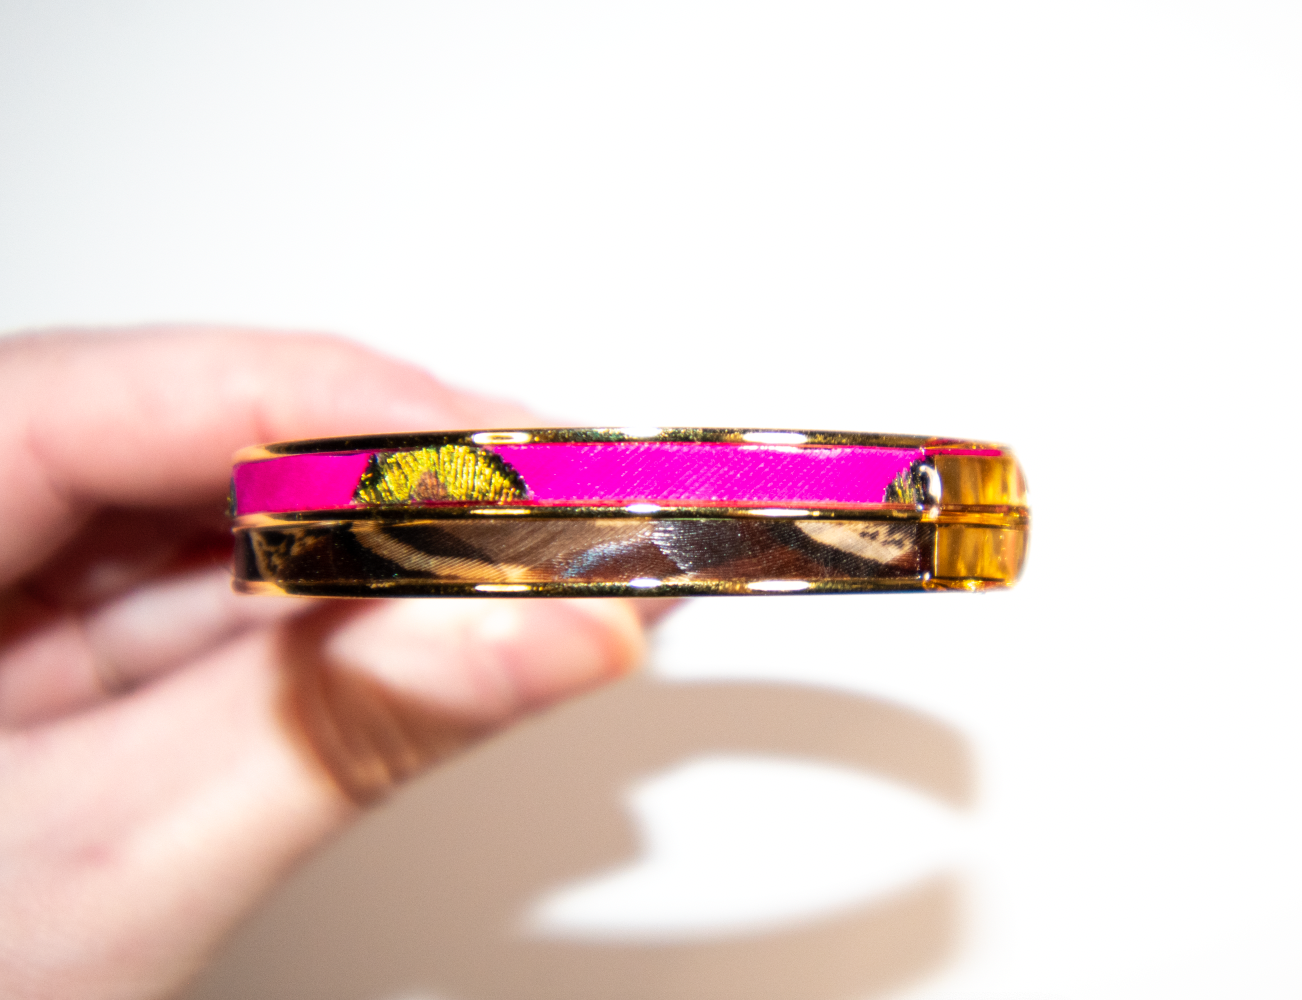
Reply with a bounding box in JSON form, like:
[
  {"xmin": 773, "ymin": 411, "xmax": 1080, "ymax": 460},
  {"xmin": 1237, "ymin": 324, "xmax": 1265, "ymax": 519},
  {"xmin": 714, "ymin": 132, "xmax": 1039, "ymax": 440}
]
[{"xmin": 0, "ymin": 328, "xmax": 653, "ymax": 1000}]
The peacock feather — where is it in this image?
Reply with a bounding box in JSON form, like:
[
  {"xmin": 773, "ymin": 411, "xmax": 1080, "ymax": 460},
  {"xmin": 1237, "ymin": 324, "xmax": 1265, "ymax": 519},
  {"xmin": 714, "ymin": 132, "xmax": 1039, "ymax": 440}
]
[
  {"xmin": 353, "ymin": 445, "xmax": 528, "ymax": 505},
  {"xmin": 884, "ymin": 460, "xmax": 930, "ymax": 506}
]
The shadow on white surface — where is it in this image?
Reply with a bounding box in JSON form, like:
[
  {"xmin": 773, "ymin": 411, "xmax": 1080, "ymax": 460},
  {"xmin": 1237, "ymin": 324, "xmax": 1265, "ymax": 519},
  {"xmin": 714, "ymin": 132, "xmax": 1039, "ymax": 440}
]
[
  {"xmin": 528, "ymin": 754, "xmax": 964, "ymax": 940},
  {"xmin": 184, "ymin": 674, "xmax": 972, "ymax": 1000}
]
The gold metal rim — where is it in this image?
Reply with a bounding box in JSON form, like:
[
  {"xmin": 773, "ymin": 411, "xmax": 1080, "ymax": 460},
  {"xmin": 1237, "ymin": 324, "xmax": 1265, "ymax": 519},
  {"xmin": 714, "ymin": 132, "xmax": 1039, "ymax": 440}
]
[
  {"xmin": 232, "ymin": 504, "xmax": 1030, "ymax": 530},
  {"xmin": 233, "ymin": 576, "xmax": 1009, "ymax": 598},
  {"xmin": 233, "ymin": 427, "xmax": 1009, "ymax": 463}
]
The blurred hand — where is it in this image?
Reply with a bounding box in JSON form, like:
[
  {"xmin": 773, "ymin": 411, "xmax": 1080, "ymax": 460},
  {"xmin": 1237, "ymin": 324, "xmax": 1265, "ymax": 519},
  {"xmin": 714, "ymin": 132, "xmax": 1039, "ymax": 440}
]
[{"xmin": 0, "ymin": 329, "xmax": 649, "ymax": 1000}]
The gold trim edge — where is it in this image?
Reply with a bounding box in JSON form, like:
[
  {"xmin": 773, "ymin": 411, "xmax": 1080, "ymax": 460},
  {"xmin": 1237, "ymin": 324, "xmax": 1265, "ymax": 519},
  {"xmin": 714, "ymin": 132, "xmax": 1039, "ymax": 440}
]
[
  {"xmin": 233, "ymin": 577, "xmax": 1012, "ymax": 598},
  {"xmin": 233, "ymin": 505, "xmax": 1030, "ymax": 529},
  {"xmin": 233, "ymin": 427, "xmax": 1011, "ymax": 463}
]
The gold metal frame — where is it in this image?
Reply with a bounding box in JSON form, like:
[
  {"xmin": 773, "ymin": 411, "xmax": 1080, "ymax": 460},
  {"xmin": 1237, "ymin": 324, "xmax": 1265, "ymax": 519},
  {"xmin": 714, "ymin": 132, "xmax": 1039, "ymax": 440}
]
[
  {"xmin": 231, "ymin": 428, "xmax": 1029, "ymax": 597},
  {"xmin": 234, "ymin": 426, "xmax": 1001, "ymax": 462}
]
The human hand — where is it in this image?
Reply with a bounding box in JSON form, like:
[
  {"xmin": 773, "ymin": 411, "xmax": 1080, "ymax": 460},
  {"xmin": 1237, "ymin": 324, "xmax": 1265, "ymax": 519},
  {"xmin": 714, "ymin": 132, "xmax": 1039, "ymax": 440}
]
[{"xmin": 0, "ymin": 329, "xmax": 649, "ymax": 1000}]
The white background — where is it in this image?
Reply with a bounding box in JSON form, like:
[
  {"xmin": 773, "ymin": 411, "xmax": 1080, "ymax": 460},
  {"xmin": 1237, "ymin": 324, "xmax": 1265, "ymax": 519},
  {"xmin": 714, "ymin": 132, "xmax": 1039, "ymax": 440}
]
[{"xmin": 2, "ymin": 3, "xmax": 1299, "ymax": 997}]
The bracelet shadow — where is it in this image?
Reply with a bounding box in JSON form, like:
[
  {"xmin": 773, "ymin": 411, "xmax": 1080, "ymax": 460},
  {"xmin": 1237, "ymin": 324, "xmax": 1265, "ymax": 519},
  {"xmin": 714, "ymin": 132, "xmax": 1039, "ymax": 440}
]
[{"xmin": 184, "ymin": 673, "xmax": 974, "ymax": 1000}]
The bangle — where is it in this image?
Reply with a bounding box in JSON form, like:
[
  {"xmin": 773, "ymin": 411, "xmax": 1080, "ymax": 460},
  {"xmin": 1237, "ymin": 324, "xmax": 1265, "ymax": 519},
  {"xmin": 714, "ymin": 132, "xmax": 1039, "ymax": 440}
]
[{"xmin": 230, "ymin": 428, "xmax": 1029, "ymax": 597}]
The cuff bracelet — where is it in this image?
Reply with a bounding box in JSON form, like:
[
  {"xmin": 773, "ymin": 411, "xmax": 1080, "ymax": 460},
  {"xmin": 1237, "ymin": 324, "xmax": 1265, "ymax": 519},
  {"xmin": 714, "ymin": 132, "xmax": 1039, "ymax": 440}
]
[{"xmin": 230, "ymin": 428, "xmax": 1029, "ymax": 597}]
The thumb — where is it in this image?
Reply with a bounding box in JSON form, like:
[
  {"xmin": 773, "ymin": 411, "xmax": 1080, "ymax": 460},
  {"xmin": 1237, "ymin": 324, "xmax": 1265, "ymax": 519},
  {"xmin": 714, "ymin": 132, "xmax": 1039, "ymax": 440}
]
[
  {"xmin": 0, "ymin": 597, "xmax": 645, "ymax": 1000},
  {"xmin": 282, "ymin": 598, "xmax": 646, "ymax": 803}
]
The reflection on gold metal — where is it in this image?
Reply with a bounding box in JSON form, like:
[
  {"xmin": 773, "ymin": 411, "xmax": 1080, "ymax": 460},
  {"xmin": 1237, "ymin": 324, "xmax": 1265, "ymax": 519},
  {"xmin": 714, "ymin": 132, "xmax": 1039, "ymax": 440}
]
[
  {"xmin": 933, "ymin": 525, "xmax": 1028, "ymax": 584},
  {"xmin": 933, "ymin": 455, "xmax": 1027, "ymax": 507},
  {"xmin": 354, "ymin": 446, "xmax": 526, "ymax": 505},
  {"xmin": 470, "ymin": 431, "xmax": 532, "ymax": 445},
  {"xmin": 796, "ymin": 520, "xmax": 918, "ymax": 566},
  {"xmin": 742, "ymin": 431, "xmax": 809, "ymax": 445}
]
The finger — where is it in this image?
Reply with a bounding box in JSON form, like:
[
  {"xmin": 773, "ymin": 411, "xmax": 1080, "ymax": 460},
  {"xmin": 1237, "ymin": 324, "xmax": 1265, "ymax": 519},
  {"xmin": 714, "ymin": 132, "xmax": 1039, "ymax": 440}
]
[
  {"xmin": 86, "ymin": 568, "xmax": 309, "ymax": 693},
  {"xmin": 627, "ymin": 596, "xmax": 685, "ymax": 627},
  {"xmin": 22, "ymin": 505, "xmax": 233, "ymax": 611},
  {"xmin": 0, "ymin": 596, "xmax": 643, "ymax": 999},
  {"xmin": 313, "ymin": 598, "xmax": 645, "ymax": 742},
  {"xmin": 1, "ymin": 501, "xmax": 293, "ymax": 726},
  {"xmin": 0, "ymin": 327, "xmax": 536, "ymax": 584},
  {"xmin": 0, "ymin": 566, "xmax": 314, "ymax": 727}
]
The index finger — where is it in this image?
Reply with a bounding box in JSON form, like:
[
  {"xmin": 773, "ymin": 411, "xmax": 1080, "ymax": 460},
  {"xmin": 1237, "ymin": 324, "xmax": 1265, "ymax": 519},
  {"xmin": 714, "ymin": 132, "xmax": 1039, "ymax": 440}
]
[{"xmin": 0, "ymin": 327, "xmax": 529, "ymax": 584}]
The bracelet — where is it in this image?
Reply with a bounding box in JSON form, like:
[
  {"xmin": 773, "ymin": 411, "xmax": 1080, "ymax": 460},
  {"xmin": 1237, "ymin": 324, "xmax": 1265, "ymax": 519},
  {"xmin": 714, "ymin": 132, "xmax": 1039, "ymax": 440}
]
[{"xmin": 230, "ymin": 428, "xmax": 1029, "ymax": 597}]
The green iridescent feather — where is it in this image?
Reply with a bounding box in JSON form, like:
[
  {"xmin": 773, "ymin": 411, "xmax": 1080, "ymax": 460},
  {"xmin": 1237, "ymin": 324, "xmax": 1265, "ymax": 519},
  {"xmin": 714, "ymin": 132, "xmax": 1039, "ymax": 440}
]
[{"xmin": 353, "ymin": 445, "xmax": 527, "ymax": 505}]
